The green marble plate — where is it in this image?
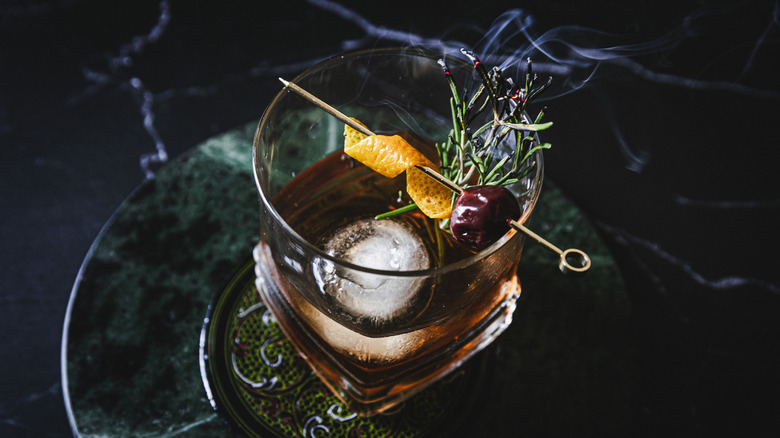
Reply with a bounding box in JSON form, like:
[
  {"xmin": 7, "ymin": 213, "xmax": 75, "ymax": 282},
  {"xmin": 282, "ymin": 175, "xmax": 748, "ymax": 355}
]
[{"xmin": 62, "ymin": 123, "xmax": 636, "ymax": 437}]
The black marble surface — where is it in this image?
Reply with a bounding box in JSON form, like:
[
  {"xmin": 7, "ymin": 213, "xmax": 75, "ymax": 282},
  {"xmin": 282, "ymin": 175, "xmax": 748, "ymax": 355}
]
[{"xmin": 2, "ymin": 0, "xmax": 779, "ymax": 436}]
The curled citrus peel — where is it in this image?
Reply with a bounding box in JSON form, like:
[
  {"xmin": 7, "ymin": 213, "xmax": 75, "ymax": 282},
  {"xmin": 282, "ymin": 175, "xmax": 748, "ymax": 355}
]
[
  {"xmin": 343, "ymin": 122, "xmax": 453, "ymax": 219},
  {"xmin": 405, "ymin": 166, "xmax": 453, "ymax": 219}
]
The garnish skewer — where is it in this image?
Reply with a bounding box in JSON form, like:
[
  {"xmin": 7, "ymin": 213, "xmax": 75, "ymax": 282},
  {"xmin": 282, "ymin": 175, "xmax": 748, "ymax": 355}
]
[{"xmin": 279, "ymin": 77, "xmax": 590, "ymax": 275}]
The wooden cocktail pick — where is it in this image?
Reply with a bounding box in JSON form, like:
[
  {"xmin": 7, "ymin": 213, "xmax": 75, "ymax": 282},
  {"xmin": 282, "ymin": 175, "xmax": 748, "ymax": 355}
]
[{"xmin": 279, "ymin": 77, "xmax": 591, "ymax": 275}]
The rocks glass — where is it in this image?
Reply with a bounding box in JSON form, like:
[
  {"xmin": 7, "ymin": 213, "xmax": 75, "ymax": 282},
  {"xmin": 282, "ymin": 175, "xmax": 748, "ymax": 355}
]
[{"xmin": 252, "ymin": 48, "xmax": 544, "ymax": 416}]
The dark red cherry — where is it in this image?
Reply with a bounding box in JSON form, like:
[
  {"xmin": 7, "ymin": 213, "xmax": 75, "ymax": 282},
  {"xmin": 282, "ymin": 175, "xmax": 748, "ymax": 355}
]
[{"xmin": 449, "ymin": 185, "xmax": 521, "ymax": 252}]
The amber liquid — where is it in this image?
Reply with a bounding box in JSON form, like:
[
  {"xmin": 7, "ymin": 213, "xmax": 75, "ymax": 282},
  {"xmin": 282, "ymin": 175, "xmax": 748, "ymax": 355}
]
[{"xmin": 258, "ymin": 144, "xmax": 523, "ymax": 407}]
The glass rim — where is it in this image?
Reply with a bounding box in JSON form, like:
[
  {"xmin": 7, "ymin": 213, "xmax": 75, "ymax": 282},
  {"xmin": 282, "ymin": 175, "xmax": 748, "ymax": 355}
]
[{"xmin": 252, "ymin": 47, "xmax": 544, "ymax": 277}]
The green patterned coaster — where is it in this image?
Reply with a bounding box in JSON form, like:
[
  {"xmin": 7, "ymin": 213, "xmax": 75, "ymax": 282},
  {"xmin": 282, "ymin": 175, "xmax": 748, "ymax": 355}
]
[{"xmin": 200, "ymin": 261, "xmax": 490, "ymax": 438}]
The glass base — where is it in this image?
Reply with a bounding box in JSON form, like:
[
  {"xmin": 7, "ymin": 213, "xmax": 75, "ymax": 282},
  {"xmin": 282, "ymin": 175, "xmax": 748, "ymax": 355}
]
[
  {"xmin": 200, "ymin": 259, "xmax": 494, "ymax": 437},
  {"xmin": 252, "ymin": 241, "xmax": 521, "ymax": 417}
]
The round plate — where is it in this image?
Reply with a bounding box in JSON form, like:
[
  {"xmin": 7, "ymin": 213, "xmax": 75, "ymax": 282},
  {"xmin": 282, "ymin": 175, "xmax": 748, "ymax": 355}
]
[{"xmin": 62, "ymin": 122, "xmax": 634, "ymax": 436}]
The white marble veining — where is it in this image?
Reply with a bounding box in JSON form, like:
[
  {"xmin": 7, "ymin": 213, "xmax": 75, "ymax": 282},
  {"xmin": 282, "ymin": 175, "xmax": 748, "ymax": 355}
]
[{"xmin": 72, "ymin": 0, "xmax": 780, "ymax": 181}]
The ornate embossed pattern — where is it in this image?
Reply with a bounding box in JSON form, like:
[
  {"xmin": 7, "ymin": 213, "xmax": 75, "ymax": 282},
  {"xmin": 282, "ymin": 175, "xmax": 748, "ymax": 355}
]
[{"xmin": 201, "ymin": 261, "xmax": 487, "ymax": 437}]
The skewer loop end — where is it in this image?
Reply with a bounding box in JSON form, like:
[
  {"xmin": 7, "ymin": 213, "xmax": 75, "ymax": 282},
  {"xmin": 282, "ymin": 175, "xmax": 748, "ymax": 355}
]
[{"xmin": 558, "ymin": 248, "xmax": 590, "ymax": 276}]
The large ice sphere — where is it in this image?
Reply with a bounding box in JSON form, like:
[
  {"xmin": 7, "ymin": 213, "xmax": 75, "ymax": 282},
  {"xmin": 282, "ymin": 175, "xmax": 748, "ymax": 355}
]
[{"xmin": 315, "ymin": 218, "xmax": 431, "ymax": 323}]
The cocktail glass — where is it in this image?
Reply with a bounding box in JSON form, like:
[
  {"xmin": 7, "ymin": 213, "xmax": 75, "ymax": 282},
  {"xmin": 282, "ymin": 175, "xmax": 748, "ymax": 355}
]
[{"xmin": 252, "ymin": 47, "xmax": 544, "ymax": 416}]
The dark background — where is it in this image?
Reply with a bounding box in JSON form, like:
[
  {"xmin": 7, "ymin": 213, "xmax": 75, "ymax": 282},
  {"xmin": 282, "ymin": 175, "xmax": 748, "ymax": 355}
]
[{"xmin": 2, "ymin": 0, "xmax": 778, "ymax": 436}]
